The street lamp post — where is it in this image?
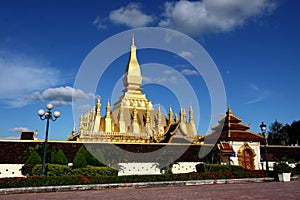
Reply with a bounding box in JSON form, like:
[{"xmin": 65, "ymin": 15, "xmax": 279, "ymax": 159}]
[
  {"xmin": 38, "ymin": 103, "xmax": 60, "ymax": 176},
  {"xmin": 260, "ymin": 122, "xmax": 269, "ymax": 172}
]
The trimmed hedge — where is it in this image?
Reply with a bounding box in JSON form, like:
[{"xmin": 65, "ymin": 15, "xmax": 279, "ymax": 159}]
[
  {"xmin": 0, "ymin": 171, "xmax": 267, "ymax": 188},
  {"xmin": 196, "ymin": 164, "xmax": 244, "ymax": 174},
  {"xmin": 32, "ymin": 164, "xmax": 72, "ymax": 176},
  {"xmin": 72, "ymin": 166, "xmax": 118, "ymax": 177},
  {"xmin": 28, "ymin": 164, "xmax": 117, "ymax": 177}
]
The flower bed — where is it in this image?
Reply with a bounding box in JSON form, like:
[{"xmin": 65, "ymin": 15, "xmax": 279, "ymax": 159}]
[{"xmin": 0, "ymin": 171, "xmax": 268, "ymax": 188}]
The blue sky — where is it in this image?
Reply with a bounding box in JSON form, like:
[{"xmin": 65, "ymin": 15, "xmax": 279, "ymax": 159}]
[{"xmin": 0, "ymin": 0, "xmax": 299, "ymax": 140}]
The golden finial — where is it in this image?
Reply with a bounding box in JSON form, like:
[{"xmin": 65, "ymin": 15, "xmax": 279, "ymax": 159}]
[
  {"xmin": 132, "ymin": 33, "xmax": 135, "ymax": 45},
  {"xmin": 189, "ymin": 105, "xmax": 193, "ymax": 113},
  {"xmin": 227, "ymin": 104, "xmax": 233, "ymax": 115}
]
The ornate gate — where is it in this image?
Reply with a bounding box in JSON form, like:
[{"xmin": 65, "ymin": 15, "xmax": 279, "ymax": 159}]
[{"xmin": 237, "ymin": 142, "xmax": 256, "ymax": 170}]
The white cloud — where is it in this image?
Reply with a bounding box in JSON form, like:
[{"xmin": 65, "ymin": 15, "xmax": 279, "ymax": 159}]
[
  {"xmin": 181, "ymin": 69, "xmax": 199, "ymax": 76},
  {"xmin": 178, "ymin": 51, "xmax": 193, "ymax": 59},
  {"xmin": 93, "ymin": 16, "xmax": 107, "ymax": 29},
  {"xmin": 159, "ymin": 0, "xmax": 277, "ymax": 37},
  {"xmin": 31, "ymin": 86, "xmax": 95, "ymax": 106},
  {"xmin": 109, "ymin": 3, "xmax": 154, "ymax": 28},
  {"xmin": 143, "ymin": 75, "xmax": 178, "ymax": 84},
  {"xmin": 0, "ymin": 50, "xmax": 60, "ymax": 107},
  {"xmin": 245, "ymin": 82, "xmax": 269, "ymax": 104},
  {"xmin": 174, "ymin": 64, "xmax": 189, "ymax": 68},
  {"xmin": 9, "ymin": 127, "xmax": 29, "ymax": 132},
  {"xmin": 0, "ymin": 50, "xmax": 95, "ymax": 107},
  {"xmin": 164, "ymin": 70, "xmax": 174, "ymax": 74},
  {"xmin": 143, "ymin": 69, "xmax": 179, "ymax": 84}
]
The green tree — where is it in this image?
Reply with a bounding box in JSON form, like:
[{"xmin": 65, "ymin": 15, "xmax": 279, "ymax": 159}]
[
  {"xmin": 25, "ymin": 151, "xmax": 42, "ymax": 164},
  {"xmin": 50, "ymin": 149, "xmax": 68, "ymax": 165},
  {"xmin": 290, "ymin": 120, "xmax": 300, "ymax": 146},
  {"xmin": 282, "ymin": 124, "xmax": 293, "ymax": 145},
  {"xmin": 72, "ymin": 153, "xmax": 87, "ymax": 169},
  {"xmin": 268, "ymin": 120, "xmax": 288, "ymax": 145},
  {"xmin": 204, "ymin": 145, "xmax": 221, "ymax": 164}
]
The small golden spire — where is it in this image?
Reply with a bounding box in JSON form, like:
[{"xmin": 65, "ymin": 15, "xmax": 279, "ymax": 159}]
[
  {"xmin": 169, "ymin": 105, "xmax": 173, "ymax": 123},
  {"xmin": 175, "ymin": 114, "xmax": 179, "ymax": 122},
  {"xmin": 96, "ymin": 96, "xmax": 101, "ymax": 116},
  {"xmin": 106, "ymin": 99, "xmax": 111, "ymax": 117}
]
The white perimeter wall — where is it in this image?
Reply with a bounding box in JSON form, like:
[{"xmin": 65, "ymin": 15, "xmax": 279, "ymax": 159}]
[
  {"xmin": 118, "ymin": 162, "xmax": 201, "ymax": 176},
  {"xmin": 0, "ymin": 164, "xmax": 25, "ymax": 178},
  {"xmin": 171, "ymin": 162, "xmax": 201, "ymax": 174},
  {"xmin": 118, "ymin": 162, "xmax": 161, "ymax": 176}
]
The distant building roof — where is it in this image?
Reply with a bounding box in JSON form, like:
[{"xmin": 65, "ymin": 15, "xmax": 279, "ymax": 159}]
[{"xmin": 20, "ymin": 131, "xmax": 34, "ymax": 140}]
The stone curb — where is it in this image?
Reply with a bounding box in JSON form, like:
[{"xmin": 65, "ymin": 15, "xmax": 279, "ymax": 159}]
[{"xmin": 0, "ymin": 177, "xmax": 276, "ymax": 195}]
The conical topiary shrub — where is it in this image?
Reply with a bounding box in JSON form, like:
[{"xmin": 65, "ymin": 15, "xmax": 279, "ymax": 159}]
[
  {"xmin": 72, "ymin": 153, "xmax": 87, "ymax": 169},
  {"xmin": 78, "ymin": 146, "xmax": 103, "ymax": 166},
  {"xmin": 25, "ymin": 151, "xmax": 42, "ymax": 164},
  {"xmin": 50, "ymin": 149, "xmax": 68, "ymax": 165}
]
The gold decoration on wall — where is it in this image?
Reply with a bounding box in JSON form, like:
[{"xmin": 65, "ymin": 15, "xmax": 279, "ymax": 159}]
[{"xmin": 237, "ymin": 142, "xmax": 256, "ymax": 170}]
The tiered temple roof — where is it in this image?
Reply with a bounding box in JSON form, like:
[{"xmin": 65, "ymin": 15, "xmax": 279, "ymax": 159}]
[{"xmin": 203, "ymin": 107, "xmax": 264, "ymax": 143}]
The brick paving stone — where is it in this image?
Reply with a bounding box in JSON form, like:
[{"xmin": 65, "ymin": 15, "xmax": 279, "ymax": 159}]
[{"xmin": 1, "ymin": 181, "xmax": 300, "ymax": 200}]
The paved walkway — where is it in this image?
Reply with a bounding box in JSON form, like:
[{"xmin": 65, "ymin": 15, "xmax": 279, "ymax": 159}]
[{"xmin": 1, "ymin": 180, "xmax": 300, "ymax": 200}]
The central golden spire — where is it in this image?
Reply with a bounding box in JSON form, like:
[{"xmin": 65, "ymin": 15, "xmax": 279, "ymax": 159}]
[
  {"xmin": 113, "ymin": 35, "xmax": 151, "ymax": 111},
  {"xmin": 125, "ymin": 33, "xmax": 141, "ymax": 76}
]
